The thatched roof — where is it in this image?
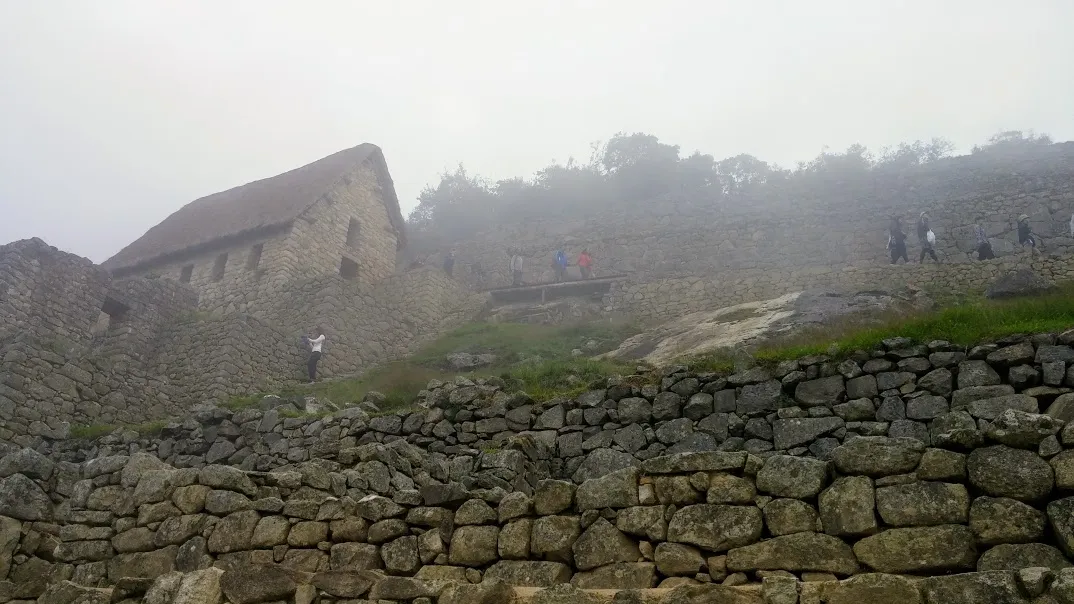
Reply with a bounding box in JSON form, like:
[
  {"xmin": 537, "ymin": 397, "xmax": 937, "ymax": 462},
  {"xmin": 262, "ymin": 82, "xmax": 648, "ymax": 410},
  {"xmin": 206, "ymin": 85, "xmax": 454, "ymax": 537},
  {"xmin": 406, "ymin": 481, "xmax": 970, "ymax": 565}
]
[{"xmin": 105, "ymin": 143, "xmax": 406, "ymax": 273}]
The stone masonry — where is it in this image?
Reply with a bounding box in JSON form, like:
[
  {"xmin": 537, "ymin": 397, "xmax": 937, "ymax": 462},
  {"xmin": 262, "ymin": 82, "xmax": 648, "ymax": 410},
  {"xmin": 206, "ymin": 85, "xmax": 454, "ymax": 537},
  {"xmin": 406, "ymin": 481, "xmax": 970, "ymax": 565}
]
[{"xmin": 6, "ymin": 331, "xmax": 1074, "ymax": 602}]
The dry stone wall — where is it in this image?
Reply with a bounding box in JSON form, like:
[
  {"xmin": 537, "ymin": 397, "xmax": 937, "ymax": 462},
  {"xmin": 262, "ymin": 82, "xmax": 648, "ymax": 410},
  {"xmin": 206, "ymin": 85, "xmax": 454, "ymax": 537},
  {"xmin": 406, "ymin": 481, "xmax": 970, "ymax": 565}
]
[
  {"xmin": 607, "ymin": 253, "xmax": 1074, "ymax": 321},
  {"xmin": 0, "ymin": 239, "xmax": 486, "ymax": 447},
  {"xmin": 8, "ymin": 331, "xmax": 1074, "ymax": 602},
  {"xmin": 430, "ymin": 144, "xmax": 1074, "ymax": 292}
]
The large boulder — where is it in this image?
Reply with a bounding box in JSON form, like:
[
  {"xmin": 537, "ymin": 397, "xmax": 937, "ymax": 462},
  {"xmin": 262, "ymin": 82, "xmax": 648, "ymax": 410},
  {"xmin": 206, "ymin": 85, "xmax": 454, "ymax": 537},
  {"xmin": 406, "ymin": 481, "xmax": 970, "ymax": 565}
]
[
  {"xmin": 0, "ymin": 448, "xmax": 54, "ymax": 480},
  {"xmin": 725, "ymin": 532, "xmax": 858, "ymax": 576},
  {"xmin": 794, "ymin": 376, "xmax": 846, "ymax": 407},
  {"xmin": 572, "ymin": 449, "xmax": 636, "ymax": 483},
  {"xmin": 220, "ymin": 565, "xmax": 298, "ymax": 604},
  {"xmin": 968, "ymin": 445, "xmax": 1054, "ymax": 501},
  {"xmin": 531, "ymin": 516, "xmax": 581, "ymax": 564},
  {"xmin": 985, "ymin": 268, "xmax": 1055, "ymax": 299},
  {"xmin": 985, "ymin": 409, "xmax": 1064, "ymax": 448},
  {"xmin": 666, "ymin": 504, "xmax": 763, "ymax": 552},
  {"xmin": 449, "ymin": 525, "xmax": 499, "ymax": 567},
  {"xmin": 831, "ymin": 437, "xmax": 925, "ymax": 476},
  {"xmin": 771, "ymin": 417, "xmax": 844, "ymax": 450},
  {"xmin": 853, "ymin": 525, "xmax": 976, "ymax": 573},
  {"xmin": 570, "ymin": 562, "xmax": 656, "ymax": 589},
  {"xmin": 172, "ymin": 568, "xmax": 224, "ymax": 604}
]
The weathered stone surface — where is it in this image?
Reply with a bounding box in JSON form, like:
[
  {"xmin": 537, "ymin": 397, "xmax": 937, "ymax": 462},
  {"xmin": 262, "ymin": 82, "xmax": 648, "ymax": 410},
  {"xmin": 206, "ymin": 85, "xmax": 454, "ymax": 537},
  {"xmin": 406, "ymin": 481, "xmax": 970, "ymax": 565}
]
[
  {"xmin": 572, "ymin": 448, "xmax": 636, "ymax": 483},
  {"xmin": 570, "ymin": 562, "xmax": 656, "ymax": 589},
  {"xmin": 853, "ymin": 525, "xmax": 977, "ymax": 573},
  {"xmin": 968, "ymin": 445, "xmax": 1054, "ymax": 501},
  {"xmin": 641, "ymin": 451, "xmax": 746, "ymax": 474},
  {"xmin": 572, "ymin": 518, "xmax": 639, "ymax": 571},
  {"xmin": 172, "ymin": 567, "xmax": 223, "ymax": 604},
  {"xmin": 382, "ymin": 535, "xmax": 420, "ymax": 574},
  {"xmin": 756, "ymin": 455, "xmax": 829, "ymax": 499},
  {"xmin": 969, "ymin": 496, "xmax": 1046, "ymax": 545},
  {"xmin": 531, "ymin": 516, "xmax": 581, "ymax": 564},
  {"xmin": 985, "ymin": 409, "xmax": 1064, "ymax": 448},
  {"xmin": 449, "ymin": 525, "xmax": 499, "ymax": 567},
  {"xmin": 576, "ymin": 467, "xmax": 639, "ymax": 510},
  {"xmin": 484, "ymin": 560, "xmax": 573, "ymax": 587},
  {"xmin": 968, "ymin": 395, "xmax": 1039, "ymax": 420},
  {"xmin": 197, "ymin": 465, "xmax": 257, "ymax": 497},
  {"xmin": 533, "ymin": 480, "xmax": 574, "ymax": 515},
  {"xmin": 915, "ymin": 448, "xmax": 966, "ymax": 481},
  {"xmin": 819, "ymin": 477, "xmax": 877, "ymax": 537},
  {"xmin": 654, "ymin": 542, "xmax": 705, "ymax": 577},
  {"xmin": 795, "ymin": 376, "xmax": 845, "ymax": 407},
  {"xmin": 875, "ymin": 481, "xmax": 969, "ymax": 526},
  {"xmin": 764, "ymin": 498, "xmax": 819, "ymax": 536},
  {"xmin": 207, "ymin": 511, "xmax": 259, "ymax": 553},
  {"xmin": 920, "ymin": 571, "xmax": 1025, "ymax": 604},
  {"xmin": 958, "ymin": 360, "xmax": 1002, "ymax": 388},
  {"xmin": 771, "ymin": 417, "xmax": 844, "ymax": 450},
  {"xmin": 0, "ymin": 448, "xmax": 53, "ymax": 480},
  {"xmin": 455, "ymin": 499, "xmax": 497, "ymax": 525},
  {"xmin": 824, "ymin": 573, "xmax": 922, "ymax": 604},
  {"xmin": 978, "ymin": 543, "xmax": 1072, "ymax": 571},
  {"xmin": 832, "ymin": 436, "xmax": 926, "ymax": 477},
  {"xmin": 0, "ymin": 473, "xmax": 52, "ymax": 520},
  {"xmin": 706, "ymin": 473, "xmax": 756, "ymax": 504},
  {"xmin": 662, "ymin": 584, "xmax": 765, "ymax": 604},
  {"xmin": 107, "ymin": 546, "xmax": 179, "ymax": 582},
  {"xmin": 616, "ymin": 506, "xmax": 667, "ymax": 541},
  {"xmin": 726, "ymin": 532, "xmax": 858, "ymax": 576},
  {"xmin": 666, "ymin": 504, "xmax": 762, "ymax": 552},
  {"xmin": 311, "ymin": 570, "xmax": 376, "ymax": 598}
]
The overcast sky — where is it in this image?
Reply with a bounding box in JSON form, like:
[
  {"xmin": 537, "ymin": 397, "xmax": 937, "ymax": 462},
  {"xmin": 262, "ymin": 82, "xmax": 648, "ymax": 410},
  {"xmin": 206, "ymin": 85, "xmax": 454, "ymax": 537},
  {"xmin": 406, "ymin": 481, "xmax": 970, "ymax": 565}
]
[{"xmin": 2, "ymin": 1, "xmax": 1073, "ymax": 263}]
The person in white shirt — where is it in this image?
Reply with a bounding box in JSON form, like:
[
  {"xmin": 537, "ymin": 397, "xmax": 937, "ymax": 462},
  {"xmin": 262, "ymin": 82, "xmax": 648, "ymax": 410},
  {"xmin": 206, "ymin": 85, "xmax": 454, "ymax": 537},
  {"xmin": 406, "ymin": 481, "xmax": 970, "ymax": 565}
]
[{"xmin": 306, "ymin": 334, "xmax": 325, "ymax": 382}]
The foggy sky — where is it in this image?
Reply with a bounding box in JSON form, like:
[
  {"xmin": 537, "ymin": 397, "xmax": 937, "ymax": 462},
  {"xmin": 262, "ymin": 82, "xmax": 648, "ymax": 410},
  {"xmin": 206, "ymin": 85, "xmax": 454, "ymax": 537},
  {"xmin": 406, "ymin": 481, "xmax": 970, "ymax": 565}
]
[{"xmin": 2, "ymin": 0, "xmax": 1073, "ymax": 263}]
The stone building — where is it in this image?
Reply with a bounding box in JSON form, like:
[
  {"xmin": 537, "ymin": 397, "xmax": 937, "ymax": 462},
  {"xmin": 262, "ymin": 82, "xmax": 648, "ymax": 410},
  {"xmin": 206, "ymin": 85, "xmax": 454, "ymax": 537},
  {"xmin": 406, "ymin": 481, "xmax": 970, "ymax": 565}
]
[{"xmin": 103, "ymin": 143, "xmax": 407, "ymax": 311}]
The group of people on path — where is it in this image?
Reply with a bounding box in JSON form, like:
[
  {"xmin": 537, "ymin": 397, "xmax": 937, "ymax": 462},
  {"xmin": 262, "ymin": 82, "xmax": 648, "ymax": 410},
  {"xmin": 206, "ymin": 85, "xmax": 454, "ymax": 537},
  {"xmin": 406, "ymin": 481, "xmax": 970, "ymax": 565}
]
[
  {"xmin": 507, "ymin": 247, "xmax": 594, "ymax": 285},
  {"xmin": 888, "ymin": 212, "xmax": 1046, "ymax": 264}
]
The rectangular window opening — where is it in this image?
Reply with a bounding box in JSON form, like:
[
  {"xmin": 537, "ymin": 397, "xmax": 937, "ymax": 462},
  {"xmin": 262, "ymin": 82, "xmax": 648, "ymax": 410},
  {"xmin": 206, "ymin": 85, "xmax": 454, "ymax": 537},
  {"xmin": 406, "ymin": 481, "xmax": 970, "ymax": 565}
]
[
  {"xmin": 340, "ymin": 256, "xmax": 359, "ymax": 280},
  {"xmin": 346, "ymin": 218, "xmax": 361, "ymax": 249},
  {"xmin": 179, "ymin": 264, "xmax": 194, "ymax": 283},
  {"xmin": 246, "ymin": 243, "xmax": 264, "ymax": 270},
  {"xmin": 211, "ymin": 253, "xmax": 228, "ymax": 281}
]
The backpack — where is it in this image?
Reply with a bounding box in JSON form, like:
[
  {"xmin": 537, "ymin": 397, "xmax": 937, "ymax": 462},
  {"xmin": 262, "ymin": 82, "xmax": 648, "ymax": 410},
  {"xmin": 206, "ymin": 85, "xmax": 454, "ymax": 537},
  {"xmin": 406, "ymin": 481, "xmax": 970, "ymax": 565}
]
[{"xmin": 926, "ymin": 230, "xmax": 936, "ymax": 245}]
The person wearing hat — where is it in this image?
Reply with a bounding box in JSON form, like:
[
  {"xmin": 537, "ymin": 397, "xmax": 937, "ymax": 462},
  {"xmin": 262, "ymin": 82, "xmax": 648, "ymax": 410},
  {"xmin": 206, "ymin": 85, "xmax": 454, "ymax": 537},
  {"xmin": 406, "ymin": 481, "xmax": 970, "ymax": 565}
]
[
  {"xmin": 916, "ymin": 211, "xmax": 939, "ymax": 263},
  {"xmin": 887, "ymin": 216, "xmax": 909, "ymax": 264},
  {"xmin": 973, "ymin": 217, "xmax": 995, "ymax": 260},
  {"xmin": 1018, "ymin": 214, "xmax": 1040, "ymax": 256}
]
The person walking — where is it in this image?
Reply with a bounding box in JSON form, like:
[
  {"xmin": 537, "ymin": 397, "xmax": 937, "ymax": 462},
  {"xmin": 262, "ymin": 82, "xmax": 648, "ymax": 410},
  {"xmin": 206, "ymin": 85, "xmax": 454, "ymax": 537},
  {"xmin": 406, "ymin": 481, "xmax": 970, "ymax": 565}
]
[
  {"xmin": 577, "ymin": 249, "xmax": 594, "ymax": 278},
  {"xmin": 887, "ymin": 217, "xmax": 909, "ymax": 264},
  {"xmin": 973, "ymin": 222, "xmax": 995, "ymax": 260},
  {"xmin": 510, "ymin": 250, "xmax": 524, "ymax": 286},
  {"xmin": 917, "ymin": 211, "xmax": 939, "ymax": 263},
  {"xmin": 1018, "ymin": 214, "xmax": 1041, "ymax": 256},
  {"xmin": 553, "ymin": 248, "xmax": 568, "ymax": 282},
  {"xmin": 304, "ymin": 333, "xmax": 326, "ymax": 383},
  {"xmin": 442, "ymin": 250, "xmax": 455, "ymax": 277}
]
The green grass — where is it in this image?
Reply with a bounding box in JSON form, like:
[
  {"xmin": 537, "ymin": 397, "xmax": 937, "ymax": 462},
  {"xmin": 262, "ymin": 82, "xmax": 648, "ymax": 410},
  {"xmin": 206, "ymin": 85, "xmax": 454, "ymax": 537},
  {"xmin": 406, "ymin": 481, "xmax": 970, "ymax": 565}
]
[
  {"xmin": 69, "ymin": 419, "xmax": 168, "ymax": 440},
  {"xmin": 752, "ymin": 282, "xmax": 1074, "ymax": 363},
  {"xmin": 222, "ymin": 319, "xmax": 644, "ymax": 412}
]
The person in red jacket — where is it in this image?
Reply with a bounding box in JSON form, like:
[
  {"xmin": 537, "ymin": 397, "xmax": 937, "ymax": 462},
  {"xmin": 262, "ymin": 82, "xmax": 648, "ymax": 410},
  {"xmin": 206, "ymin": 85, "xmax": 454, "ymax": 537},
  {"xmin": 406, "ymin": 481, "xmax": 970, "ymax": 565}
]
[{"xmin": 577, "ymin": 249, "xmax": 593, "ymax": 279}]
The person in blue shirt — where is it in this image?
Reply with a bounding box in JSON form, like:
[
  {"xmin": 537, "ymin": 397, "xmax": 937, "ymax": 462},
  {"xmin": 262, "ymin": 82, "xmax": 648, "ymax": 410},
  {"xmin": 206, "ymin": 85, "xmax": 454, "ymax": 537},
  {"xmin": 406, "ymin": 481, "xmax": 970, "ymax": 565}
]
[{"xmin": 553, "ymin": 248, "xmax": 568, "ymax": 282}]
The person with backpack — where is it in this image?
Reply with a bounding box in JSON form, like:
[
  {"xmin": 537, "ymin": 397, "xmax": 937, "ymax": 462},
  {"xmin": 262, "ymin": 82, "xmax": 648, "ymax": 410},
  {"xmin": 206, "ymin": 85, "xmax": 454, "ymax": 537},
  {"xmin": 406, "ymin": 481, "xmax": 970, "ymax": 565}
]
[
  {"xmin": 973, "ymin": 221, "xmax": 995, "ymax": 260},
  {"xmin": 917, "ymin": 211, "xmax": 939, "ymax": 263},
  {"xmin": 1018, "ymin": 214, "xmax": 1041, "ymax": 256},
  {"xmin": 553, "ymin": 248, "xmax": 568, "ymax": 282},
  {"xmin": 887, "ymin": 216, "xmax": 909, "ymax": 264},
  {"xmin": 304, "ymin": 333, "xmax": 326, "ymax": 383}
]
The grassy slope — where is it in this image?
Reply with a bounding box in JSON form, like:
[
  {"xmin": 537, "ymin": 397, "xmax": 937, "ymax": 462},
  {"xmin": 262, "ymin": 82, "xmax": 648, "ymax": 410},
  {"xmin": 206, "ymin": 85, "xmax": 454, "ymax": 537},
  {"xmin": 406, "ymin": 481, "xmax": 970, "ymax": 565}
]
[{"xmin": 72, "ymin": 283, "xmax": 1074, "ymax": 437}]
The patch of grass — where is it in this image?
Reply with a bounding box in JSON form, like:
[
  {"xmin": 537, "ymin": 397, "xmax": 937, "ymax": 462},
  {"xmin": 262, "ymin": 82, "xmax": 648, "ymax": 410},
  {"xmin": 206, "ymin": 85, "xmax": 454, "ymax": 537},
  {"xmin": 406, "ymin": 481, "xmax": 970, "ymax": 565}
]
[
  {"xmin": 410, "ymin": 319, "xmax": 641, "ymax": 368},
  {"xmin": 501, "ymin": 358, "xmax": 639, "ymax": 400},
  {"xmin": 69, "ymin": 424, "xmax": 116, "ymax": 439},
  {"xmin": 754, "ymin": 282, "xmax": 1074, "ymax": 363}
]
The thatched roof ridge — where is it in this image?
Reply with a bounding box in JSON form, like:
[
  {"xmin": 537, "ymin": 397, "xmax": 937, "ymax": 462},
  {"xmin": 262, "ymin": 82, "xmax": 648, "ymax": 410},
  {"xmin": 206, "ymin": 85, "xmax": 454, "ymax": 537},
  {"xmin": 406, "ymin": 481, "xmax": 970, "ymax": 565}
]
[{"xmin": 105, "ymin": 143, "xmax": 406, "ymax": 273}]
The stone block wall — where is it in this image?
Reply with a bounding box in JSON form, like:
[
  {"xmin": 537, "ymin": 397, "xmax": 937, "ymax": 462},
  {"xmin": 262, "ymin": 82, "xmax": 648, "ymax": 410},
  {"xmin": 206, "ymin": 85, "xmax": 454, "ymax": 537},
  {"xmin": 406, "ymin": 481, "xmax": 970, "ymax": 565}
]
[
  {"xmin": 9, "ymin": 331, "xmax": 1074, "ymax": 602},
  {"xmin": 0, "ymin": 239, "xmax": 110, "ymax": 347},
  {"xmin": 428, "ymin": 143, "xmax": 1074, "ymax": 291},
  {"xmin": 606, "ymin": 253, "xmax": 1074, "ymax": 322}
]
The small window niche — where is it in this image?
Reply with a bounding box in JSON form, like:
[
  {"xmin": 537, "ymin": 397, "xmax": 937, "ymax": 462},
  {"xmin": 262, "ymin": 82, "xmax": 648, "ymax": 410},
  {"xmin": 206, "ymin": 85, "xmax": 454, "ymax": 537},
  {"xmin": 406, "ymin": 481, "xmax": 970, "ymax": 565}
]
[
  {"xmin": 346, "ymin": 218, "xmax": 361, "ymax": 249},
  {"xmin": 211, "ymin": 253, "xmax": 228, "ymax": 281},
  {"xmin": 98, "ymin": 296, "xmax": 130, "ymax": 333},
  {"xmin": 179, "ymin": 264, "xmax": 194, "ymax": 283},
  {"xmin": 246, "ymin": 243, "xmax": 264, "ymax": 270},
  {"xmin": 340, "ymin": 256, "xmax": 359, "ymax": 280}
]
